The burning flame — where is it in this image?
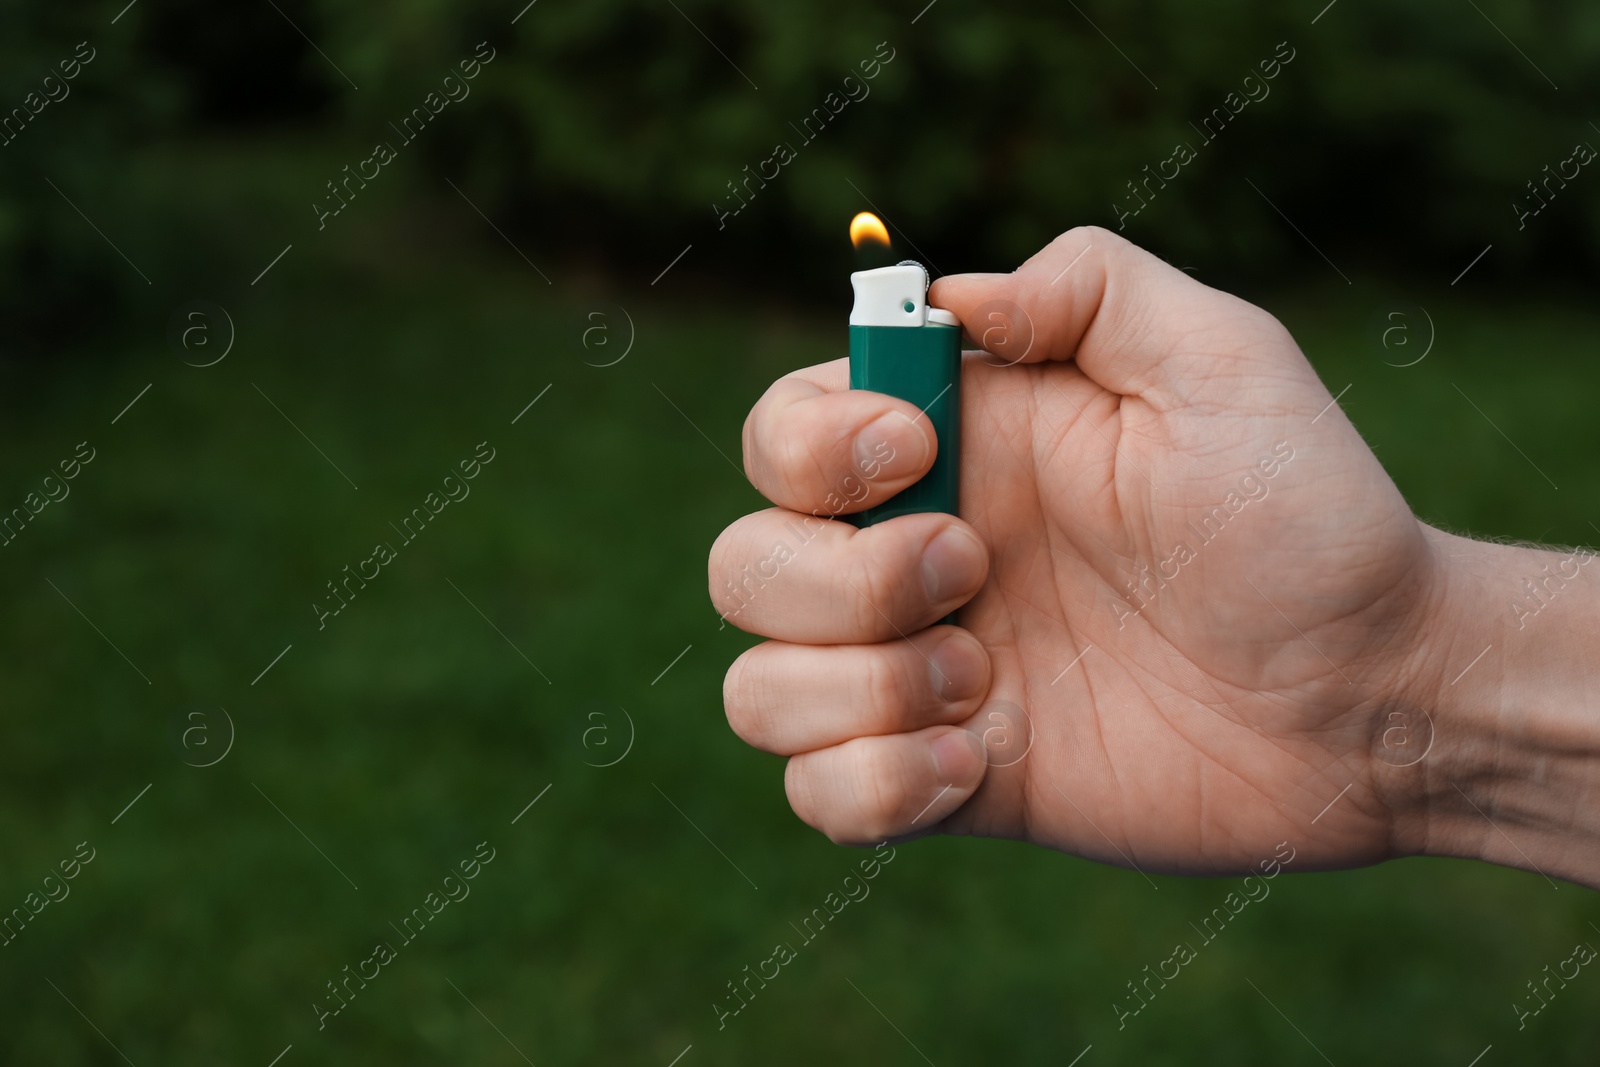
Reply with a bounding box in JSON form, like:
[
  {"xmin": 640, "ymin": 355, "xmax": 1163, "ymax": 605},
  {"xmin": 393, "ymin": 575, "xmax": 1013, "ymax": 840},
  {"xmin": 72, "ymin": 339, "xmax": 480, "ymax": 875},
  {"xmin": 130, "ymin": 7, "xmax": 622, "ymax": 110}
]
[{"xmin": 849, "ymin": 211, "xmax": 891, "ymax": 249}]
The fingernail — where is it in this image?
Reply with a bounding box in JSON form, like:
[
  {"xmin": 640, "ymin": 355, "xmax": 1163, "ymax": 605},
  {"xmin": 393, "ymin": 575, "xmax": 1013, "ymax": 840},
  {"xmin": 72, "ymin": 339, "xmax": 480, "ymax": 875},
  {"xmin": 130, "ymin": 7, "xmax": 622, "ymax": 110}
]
[
  {"xmin": 929, "ymin": 729, "xmax": 986, "ymax": 783},
  {"xmin": 854, "ymin": 414, "xmax": 930, "ymax": 483},
  {"xmin": 928, "ymin": 634, "xmax": 987, "ymax": 703},
  {"xmin": 921, "ymin": 527, "xmax": 987, "ymax": 605}
]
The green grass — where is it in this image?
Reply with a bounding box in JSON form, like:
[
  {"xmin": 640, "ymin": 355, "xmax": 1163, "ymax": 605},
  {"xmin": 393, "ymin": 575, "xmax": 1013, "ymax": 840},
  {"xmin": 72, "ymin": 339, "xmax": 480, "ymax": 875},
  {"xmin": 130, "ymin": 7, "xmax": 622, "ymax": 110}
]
[{"xmin": 0, "ymin": 244, "xmax": 1596, "ymax": 1065}]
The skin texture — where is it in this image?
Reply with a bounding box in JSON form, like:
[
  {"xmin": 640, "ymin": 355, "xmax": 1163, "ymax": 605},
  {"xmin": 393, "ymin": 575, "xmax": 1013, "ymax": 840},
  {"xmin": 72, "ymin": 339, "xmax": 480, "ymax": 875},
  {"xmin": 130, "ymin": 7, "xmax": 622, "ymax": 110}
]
[{"xmin": 709, "ymin": 226, "xmax": 1598, "ymax": 884}]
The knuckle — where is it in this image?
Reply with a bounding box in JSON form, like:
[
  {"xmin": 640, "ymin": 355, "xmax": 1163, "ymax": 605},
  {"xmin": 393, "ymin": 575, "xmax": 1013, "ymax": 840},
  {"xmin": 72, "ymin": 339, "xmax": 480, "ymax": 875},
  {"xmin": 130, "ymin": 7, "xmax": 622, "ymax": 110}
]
[
  {"xmin": 708, "ymin": 522, "xmax": 736, "ymax": 576},
  {"xmin": 725, "ymin": 647, "xmax": 790, "ymax": 750},
  {"xmin": 741, "ymin": 406, "xmax": 762, "ymax": 486},
  {"xmin": 768, "ymin": 430, "xmax": 816, "ymax": 502},
  {"xmin": 707, "ymin": 523, "xmax": 749, "ymax": 614},
  {"xmin": 857, "ymin": 751, "xmax": 911, "ymax": 841},
  {"xmin": 842, "ymin": 548, "xmax": 895, "ymax": 637},
  {"xmin": 784, "ymin": 758, "xmax": 821, "ymax": 830},
  {"xmin": 745, "ymin": 381, "xmax": 804, "ymax": 496},
  {"xmin": 743, "ymin": 383, "xmax": 788, "ymax": 486},
  {"xmin": 861, "ymin": 652, "xmax": 904, "ymax": 733},
  {"xmin": 721, "ymin": 650, "xmax": 761, "ymax": 743},
  {"xmin": 1072, "ymin": 223, "xmax": 1125, "ymax": 251}
]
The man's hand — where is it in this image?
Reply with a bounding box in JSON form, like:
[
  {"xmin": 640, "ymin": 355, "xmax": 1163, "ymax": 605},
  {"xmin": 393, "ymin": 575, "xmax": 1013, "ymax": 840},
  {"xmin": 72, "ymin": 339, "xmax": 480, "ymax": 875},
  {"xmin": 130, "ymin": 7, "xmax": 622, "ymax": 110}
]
[{"xmin": 708, "ymin": 226, "xmax": 1599, "ymax": 885}]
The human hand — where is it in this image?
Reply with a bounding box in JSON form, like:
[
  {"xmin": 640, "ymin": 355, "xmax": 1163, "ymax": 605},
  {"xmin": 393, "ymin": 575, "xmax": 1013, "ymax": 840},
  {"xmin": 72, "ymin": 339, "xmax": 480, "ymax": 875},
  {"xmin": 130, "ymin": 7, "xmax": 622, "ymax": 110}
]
[{"xmin": 709, "ymin": 226, "xmax": 1598, "ymax": 884}]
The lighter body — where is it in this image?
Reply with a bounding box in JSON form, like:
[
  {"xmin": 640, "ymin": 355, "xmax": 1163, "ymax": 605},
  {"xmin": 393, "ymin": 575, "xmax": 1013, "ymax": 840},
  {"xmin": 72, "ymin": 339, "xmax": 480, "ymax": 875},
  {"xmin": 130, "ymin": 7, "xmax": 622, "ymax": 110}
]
[{"xmin": 847, "ymin": 261, "xmax": 962, "ymax": 527}]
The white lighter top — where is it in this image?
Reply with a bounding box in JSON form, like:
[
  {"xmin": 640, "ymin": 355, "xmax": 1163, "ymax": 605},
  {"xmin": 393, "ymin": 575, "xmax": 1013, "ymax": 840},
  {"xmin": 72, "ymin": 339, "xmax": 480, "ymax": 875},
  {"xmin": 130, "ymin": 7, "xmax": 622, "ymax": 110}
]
[{"xmin": 850, "ymin": 262, "xmax": 960, "ymax": 328}]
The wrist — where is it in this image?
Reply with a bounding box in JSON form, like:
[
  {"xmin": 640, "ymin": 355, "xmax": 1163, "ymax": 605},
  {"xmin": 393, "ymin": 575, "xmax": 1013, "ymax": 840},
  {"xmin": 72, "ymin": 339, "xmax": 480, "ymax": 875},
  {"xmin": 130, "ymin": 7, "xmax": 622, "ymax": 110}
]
[{"xmin": 1385, "ymin": 527, "xmax": 1600, "ymax": 888}]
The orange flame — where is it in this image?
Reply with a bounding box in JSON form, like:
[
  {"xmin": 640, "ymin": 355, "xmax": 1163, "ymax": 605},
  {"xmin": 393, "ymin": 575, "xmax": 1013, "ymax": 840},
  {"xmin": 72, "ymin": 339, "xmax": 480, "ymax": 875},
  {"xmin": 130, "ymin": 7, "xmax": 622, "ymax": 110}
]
[{"xmin": 849, "ymin": 211, "xmax": 891, "ymax": 249}]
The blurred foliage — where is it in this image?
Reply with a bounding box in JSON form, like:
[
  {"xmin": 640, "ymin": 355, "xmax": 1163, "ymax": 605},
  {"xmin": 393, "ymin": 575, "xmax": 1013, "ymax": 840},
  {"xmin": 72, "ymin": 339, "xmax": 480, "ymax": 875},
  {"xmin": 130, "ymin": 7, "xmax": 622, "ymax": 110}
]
[{"xmin": 4, "ymin": 0, "xmax": 1600, "ymax": 345}]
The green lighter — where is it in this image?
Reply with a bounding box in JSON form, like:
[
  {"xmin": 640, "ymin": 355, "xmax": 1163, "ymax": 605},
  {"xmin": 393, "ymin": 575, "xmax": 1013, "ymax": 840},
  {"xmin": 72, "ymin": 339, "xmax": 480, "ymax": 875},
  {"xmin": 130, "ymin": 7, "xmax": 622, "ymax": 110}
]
[{"xmin": 848, "ymin": 260, "xmax": 962, "ymax": 527}]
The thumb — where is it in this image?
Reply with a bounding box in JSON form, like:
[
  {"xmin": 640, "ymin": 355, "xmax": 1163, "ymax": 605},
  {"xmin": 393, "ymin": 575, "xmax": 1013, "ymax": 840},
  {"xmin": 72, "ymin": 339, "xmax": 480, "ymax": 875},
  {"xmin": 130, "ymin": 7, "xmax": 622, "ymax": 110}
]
[{"xmin": 929, "ymin": 226, "xmax": 1228, "ymax": 397}]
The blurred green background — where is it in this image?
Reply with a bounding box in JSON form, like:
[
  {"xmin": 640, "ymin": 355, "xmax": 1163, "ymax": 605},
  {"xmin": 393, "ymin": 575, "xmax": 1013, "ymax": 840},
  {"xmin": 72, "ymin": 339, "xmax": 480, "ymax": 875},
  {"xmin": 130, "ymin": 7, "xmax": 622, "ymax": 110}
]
[{"xmin": 2, "ymin": 0, "xmax": 1598, "ymax": 1063}]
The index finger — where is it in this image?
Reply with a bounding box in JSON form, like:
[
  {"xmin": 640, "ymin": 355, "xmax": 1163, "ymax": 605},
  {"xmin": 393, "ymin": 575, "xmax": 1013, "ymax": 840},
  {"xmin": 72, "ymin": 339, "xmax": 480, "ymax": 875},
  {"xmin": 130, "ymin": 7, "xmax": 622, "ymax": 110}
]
[{"xmin": 742, "ymin": 358, "xmax": 938, "ymax": 516}]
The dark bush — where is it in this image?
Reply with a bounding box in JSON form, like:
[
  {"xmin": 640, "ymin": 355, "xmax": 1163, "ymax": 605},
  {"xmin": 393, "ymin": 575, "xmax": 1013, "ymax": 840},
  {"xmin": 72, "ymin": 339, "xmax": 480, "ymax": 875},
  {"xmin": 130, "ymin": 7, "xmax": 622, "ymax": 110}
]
[{"xmin": 3, "ymin": 0, "xmax": 1597, "ymax": 342}]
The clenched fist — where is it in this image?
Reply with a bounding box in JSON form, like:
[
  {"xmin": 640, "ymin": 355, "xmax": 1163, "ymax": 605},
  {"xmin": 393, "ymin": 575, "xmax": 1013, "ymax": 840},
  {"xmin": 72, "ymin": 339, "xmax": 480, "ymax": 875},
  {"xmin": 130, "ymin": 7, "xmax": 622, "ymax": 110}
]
[{"xmin": 709, "ymin": 226, "xmax": 1600, "ymax": 889}]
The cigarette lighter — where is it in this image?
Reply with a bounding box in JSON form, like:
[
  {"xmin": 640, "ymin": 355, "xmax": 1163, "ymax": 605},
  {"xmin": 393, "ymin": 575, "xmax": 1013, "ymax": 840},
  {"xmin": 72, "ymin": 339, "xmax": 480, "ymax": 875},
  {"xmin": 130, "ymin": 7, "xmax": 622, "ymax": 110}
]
[{"xmin": 848, "ymin": 260, "xmax": 962, "ymax": 527}]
